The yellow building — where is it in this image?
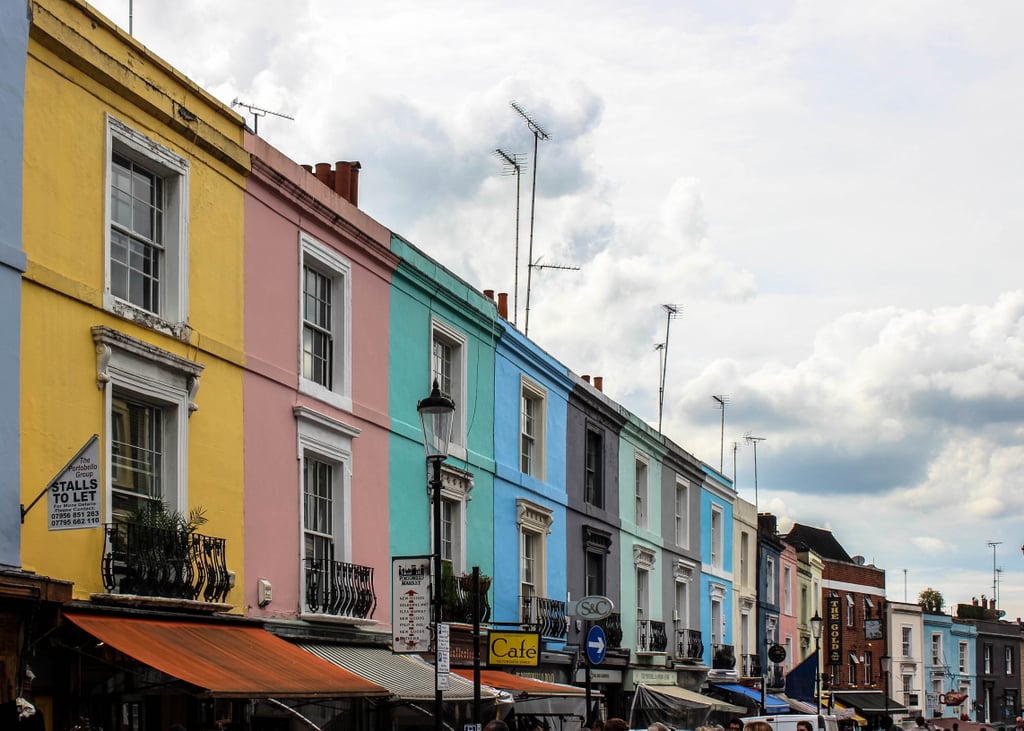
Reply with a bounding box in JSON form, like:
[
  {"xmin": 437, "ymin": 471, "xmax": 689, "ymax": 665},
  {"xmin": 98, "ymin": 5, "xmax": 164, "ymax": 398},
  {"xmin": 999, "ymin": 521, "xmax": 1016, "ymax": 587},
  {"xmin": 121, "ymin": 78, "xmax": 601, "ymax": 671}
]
[{"xmin": 20, "ymin": 0, "xmax": 250, "ymax": 724}]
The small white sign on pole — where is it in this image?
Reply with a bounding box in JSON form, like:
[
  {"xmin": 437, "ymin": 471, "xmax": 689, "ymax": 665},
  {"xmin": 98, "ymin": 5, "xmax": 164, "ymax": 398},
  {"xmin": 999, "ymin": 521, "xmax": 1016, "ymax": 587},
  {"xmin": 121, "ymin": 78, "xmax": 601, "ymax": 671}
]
[
  {"xmin": 436, "ymin": 622, "xmax": 450, "ymax": 673},
  {"xmin": 47, "ymin": 435, "xmax": 101, "ymax": 531}
]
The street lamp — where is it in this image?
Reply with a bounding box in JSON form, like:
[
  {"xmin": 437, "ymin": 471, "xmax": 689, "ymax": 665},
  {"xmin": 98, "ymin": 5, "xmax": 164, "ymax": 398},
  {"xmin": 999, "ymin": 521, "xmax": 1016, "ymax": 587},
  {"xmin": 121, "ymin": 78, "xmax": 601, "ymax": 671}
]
[
  {"xmin": 418, "ymin": 380, "xmax": 456, "ymax": 731},
  {"xmin": 881, "ymin": 654, "xmax": 892, "ymax": 731},
  {"xmin": 810, "ymin": 611, "xmax": 823, "ymax": 714}
]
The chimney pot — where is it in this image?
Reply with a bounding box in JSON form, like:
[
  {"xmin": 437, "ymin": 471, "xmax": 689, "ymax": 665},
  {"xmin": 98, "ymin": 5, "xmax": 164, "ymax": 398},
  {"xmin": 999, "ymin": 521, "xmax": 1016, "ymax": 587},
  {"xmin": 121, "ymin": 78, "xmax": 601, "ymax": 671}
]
[
  {"xmin": 483, "ymin": 289, "xmax": 495, "ymax": 301},
  {"xmin": 594, "ymin": 376, "xmax": 603, "ymax": 391},
  {"xmin": 314, "ymin": 162, "xmax": 333, "ymax": 189},
  {"xmin": 334, "ymin": 161, "xmax": 351, "ymax": 200},
  {"xmin": 348, "ymin": 161, "xmax": 361, "ymax": 206},
  {"xmin": 497, "ymin": 292, "xmax": 509, "ymax": 320},
  {"xmin": 581, "ymin": 375, "xmax": 590, "ymax": 383},
  {"xmin": 301, "ymin": 164, "xmax": 313, "ymax": 173}
]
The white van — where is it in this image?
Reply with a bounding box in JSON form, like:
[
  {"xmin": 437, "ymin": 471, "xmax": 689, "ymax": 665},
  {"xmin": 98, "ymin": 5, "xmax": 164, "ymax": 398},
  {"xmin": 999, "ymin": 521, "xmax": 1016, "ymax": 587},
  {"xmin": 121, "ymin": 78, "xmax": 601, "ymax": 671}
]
[{"xmin": 741, "ymin": 713, "xmax": 841, "ymax": 731}]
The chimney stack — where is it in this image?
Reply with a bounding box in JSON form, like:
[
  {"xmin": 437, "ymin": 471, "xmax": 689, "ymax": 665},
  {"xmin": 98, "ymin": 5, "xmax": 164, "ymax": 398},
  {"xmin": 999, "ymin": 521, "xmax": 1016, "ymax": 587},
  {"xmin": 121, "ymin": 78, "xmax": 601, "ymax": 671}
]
[
  {"xmin": 593, "ymin": 376, "xmax": 603, "ymax": 391},
  {"xmin": 483, "ymin": 289, "xmax": 495, "ymax": 301},
  {"xmin": 306, "ymin": 161, "xmax": 361, "ymax": 207},
  {"xmin": 497, "ymin": 293, "xmax": 509, "ymax": 320}
]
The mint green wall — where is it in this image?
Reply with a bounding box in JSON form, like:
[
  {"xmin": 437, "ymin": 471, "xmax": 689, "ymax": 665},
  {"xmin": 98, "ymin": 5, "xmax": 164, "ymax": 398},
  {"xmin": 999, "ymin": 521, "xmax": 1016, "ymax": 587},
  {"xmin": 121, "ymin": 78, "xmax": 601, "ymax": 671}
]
[{"xmin": 387, "ymin": 234, "xmax": 501, "ymax": 578}]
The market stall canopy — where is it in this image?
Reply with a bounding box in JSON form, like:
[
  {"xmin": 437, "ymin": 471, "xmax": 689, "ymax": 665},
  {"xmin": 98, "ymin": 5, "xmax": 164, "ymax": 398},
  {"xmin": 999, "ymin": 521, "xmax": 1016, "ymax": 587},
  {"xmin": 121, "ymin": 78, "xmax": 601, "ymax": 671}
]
[
  {"xmin": 64, "ymin": 612, "xmax": 389, "ymax": 699},
  {"xmin": 712, "ymin": 683, "xmax": 789, "ymax": 713},
  {"xmin": 300, "ymin": 644, "xmax": 499, "ymax": 702},
  {"xmin": 451, "ymin": 669, "xmax": 590, "ymax": 697},
  {"xmin": 636, "ymin": 684, "xmax": 746, "ymax": 713},
  {"xmin": 830, "ymin": 691, "xmax": 907, "ymax": 713}
]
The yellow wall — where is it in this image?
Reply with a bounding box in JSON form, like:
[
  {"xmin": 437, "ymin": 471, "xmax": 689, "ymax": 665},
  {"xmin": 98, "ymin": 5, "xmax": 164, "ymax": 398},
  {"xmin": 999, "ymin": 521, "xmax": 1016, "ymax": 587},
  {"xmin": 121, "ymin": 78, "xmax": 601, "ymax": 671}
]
[{"xmin": 21, "ymin": 0, "xmax": 250, "ymax": 606}]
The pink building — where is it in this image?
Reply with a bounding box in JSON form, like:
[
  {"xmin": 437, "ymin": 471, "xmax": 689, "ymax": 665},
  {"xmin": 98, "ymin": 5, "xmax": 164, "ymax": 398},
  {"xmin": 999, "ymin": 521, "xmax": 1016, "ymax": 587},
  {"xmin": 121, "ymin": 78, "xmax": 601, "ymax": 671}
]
[
  {"xmin": 778, "ymin": 539, "xmax": 801, "ymax": 673},
  {"xmin": 242, "ymin": 134, "xmax": 398, "ymax": 628}
]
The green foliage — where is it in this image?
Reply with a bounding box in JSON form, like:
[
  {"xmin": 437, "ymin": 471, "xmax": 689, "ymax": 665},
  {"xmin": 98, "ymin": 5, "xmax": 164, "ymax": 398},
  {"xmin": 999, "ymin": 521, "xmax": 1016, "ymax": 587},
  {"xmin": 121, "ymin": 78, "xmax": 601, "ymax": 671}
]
[
  {"xmin": 918, "ymin": 587, "xmax": 945, "ymax": 613},
  {"xmin": 127, "ymin": 502, "xmax": 208, "ymax": 534}
]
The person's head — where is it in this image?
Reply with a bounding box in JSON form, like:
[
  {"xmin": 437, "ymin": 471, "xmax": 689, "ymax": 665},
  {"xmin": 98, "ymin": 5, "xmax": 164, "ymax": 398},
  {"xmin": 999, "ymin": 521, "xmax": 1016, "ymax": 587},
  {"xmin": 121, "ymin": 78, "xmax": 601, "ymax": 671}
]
[
  {"xmin": 797, "ymin": 721, "xmax": 814, "ymax": 731},
  {"xmin": 745, "ymin": 722, "xmax": 774, "ymax": 731},
  {"xmin": 729, "ymin": 719, "xmax": 744, "ymax": 731},
  {"xmin": 648, "ymin": 724, "xmax": 672, "ymax": 731},
  {"xmin": 605, "ymin": 719, "xmax": 630, "ymax": 731},
  {"xmin": 483, "ymin": 721, "xmax": 510, "ymax": 731},
  {"xmin": 1015, "ymin": 719, "xmax": 1024, "ymax": 728},
  {"xmin": 591, "ymin": 721, "xmax": 605, "ymax": 731},
  {"xmin": 952, "ymin": 723, "xmax": 959, "ymax": 731},
  {"xmin": 916, "ymin": 717, "xmax": 928, "ymax": 727}
]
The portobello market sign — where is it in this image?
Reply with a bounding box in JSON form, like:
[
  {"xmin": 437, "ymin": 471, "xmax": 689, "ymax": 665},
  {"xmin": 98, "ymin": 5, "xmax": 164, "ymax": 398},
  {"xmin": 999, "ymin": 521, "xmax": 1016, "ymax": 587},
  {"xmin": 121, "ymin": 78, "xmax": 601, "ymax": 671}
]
[{"xmin": 827, "ymin": 595, "xmax": 842, "ymax": 664}]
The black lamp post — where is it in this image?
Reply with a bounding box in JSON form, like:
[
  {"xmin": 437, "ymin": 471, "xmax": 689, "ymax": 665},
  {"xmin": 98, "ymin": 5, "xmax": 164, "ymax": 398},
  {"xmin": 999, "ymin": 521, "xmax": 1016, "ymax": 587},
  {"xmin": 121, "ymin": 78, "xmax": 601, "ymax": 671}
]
[
  {"xmin": 418, "ymin": 380, "xmax": 455, "ymax": 731},
  {"xmin": 810, "ymin": 611, "xmax": 823, "ymax": 714},
  {"xmin": 881, "ymin": 654, "xmax": 892, "ymax": 731}
]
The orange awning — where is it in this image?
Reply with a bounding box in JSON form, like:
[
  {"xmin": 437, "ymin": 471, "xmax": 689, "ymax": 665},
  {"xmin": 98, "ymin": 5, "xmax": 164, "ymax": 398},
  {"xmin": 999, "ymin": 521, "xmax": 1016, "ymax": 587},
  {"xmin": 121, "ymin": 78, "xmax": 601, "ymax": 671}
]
[
  {"xmin": 64, "ymin": 612, "xmax": 389, "ymax": 699},
  {"xmin": 452, "ymin": 668, "xmax": 587, "ymax": 697}
]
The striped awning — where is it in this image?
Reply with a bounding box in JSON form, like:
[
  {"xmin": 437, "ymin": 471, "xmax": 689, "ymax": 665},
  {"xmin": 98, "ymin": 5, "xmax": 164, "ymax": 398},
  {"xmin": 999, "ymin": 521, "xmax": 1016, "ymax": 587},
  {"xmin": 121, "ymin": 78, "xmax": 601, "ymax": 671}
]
[{"xmin": 300, "ymin": 644, "xmax": 498, "ymax": 702}]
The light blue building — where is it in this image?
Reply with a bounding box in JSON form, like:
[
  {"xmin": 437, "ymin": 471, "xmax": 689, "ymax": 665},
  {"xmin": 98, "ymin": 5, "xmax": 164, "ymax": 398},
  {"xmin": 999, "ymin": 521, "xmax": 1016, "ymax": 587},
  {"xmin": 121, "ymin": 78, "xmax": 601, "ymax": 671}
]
[
  {"xmin": 922, "ymin": 610, "xmax": 977, "ymax": 720},
  {"xmin": 0, "ymin": 0, "xmax": 29, "ymax": 569},
  {"xmin": 700, "ymin": 469, "xmax": 736, "ymax": 675}
]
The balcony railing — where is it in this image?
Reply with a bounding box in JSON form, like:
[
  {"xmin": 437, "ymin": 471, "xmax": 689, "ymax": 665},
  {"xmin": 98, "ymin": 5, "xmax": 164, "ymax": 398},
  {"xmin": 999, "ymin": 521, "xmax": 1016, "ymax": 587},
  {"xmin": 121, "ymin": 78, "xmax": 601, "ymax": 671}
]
[
  {"xmin": 102, "ymin": 521, "xmax": 231, "ymax": 603},
  {"xmin": 305, "ymin": 558, "xmax": 376, "ymax": 619},
  {"xmin": 637, "ymin": 620, "xmax": 668, "ymax": 653},
  {"xmin": 442, "ymin": 574, "xmax": 491, "ymax": 624},
  {"xmin": 741, "ymin": 653, "xmax": 763, "ymax": 677},
  {"xmin": 712, "ymin": 643, "xmax": 736, "ymax": 670},
  {"xmin": 598, "ymin": 612, "xmax": 623, "ymax": 649},
  {"xmin": 520, "ymin": 595, "xmax": 567, "ymax": 639},
  {"xmin": 675, "ymin": 627, "xmax": 704, "ymax": 661}
]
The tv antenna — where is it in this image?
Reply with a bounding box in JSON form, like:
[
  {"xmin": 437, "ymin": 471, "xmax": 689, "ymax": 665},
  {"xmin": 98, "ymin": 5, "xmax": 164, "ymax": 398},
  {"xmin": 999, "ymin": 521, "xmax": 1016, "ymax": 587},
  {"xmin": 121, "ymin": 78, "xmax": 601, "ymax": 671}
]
[
  {"xmin": 712, "ymin": 395, "xmax": 730, "ymax": 472},
  {"xmin": 745, "ymin": 433, "xmax": 766, "ymax": 509},
  {"xmin": 656, "ymin": 304, "xmax": 684, "ymax": 432},
  {"xmin": 511, "ymin": 101, "xmax": 550, "ymax": 335},
  {"xmin": 495, "ymin": 148, "xmax": 526, "ymax": 326},
  {"xmin": 230, "ymin": 98, "xmax": 294, "ymax": 135},
  {"xmin": 987, "ymin": 541, "xmax": 1002, "ymax": 606},
  {"xmin": 732, "ymin": 441, "xmax": 741, "ymax": 485}
]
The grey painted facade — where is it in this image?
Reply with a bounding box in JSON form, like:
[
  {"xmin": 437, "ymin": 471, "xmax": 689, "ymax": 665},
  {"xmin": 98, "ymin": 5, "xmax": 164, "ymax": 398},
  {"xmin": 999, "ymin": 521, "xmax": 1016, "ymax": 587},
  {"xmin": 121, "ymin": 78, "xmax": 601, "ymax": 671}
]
[{"xmin": 0, "ymin": 0, "xmax": 29, "ymax": 569}]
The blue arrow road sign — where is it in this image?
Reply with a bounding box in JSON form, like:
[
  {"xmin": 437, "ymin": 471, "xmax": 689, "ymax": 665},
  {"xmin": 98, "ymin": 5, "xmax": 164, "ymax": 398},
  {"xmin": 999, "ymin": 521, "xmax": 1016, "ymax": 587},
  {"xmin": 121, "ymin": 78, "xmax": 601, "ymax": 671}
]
[{"xmin": 586, "ymin": 624, "xmax": 607, "ymax": 665}]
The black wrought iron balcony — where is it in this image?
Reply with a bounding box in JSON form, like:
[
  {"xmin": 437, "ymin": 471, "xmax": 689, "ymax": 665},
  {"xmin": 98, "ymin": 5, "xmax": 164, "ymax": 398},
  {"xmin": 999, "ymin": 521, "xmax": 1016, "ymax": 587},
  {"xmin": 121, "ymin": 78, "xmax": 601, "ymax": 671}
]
[
  {"xmin": 441, "ymin": 573, "xmax": 491, "ymax": 624},
  {"xmin": 102, "ymin": 521, "xmax": 231, "ymax": 603},
  {"xmin": 675, "ymin": 627, "xmax": 704, "ymax": 661},
  {"xmin": 304, "ymin": 558, "xmax": 376, "ymax": 619},
  {"xmin": 712, "ymin": 643, "xmax": 736, "ymax": 670},
  {"xmin": 598, "ymin": 612, "xmax": 623, "ymax": 649},
  {"xmin": 741, "ymin": 653, "xmax": 763, "ymax": 677},
  {"xmin": 637, "ymin": 620, "xmax": 668, "ymax": 653},
  {"xmin": 520, "ymin": 594, "xmax": 567, "ymax": 639}
]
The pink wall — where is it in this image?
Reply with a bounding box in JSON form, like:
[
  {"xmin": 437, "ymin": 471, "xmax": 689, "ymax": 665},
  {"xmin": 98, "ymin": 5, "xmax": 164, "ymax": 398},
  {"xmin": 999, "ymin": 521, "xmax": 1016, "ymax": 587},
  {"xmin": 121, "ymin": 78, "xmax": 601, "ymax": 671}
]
[
  {"xmin": 242, "ymin": 134, "xmax": 398, "ymax": 623},
  {"xmin": 779, "ymin": 541, "xmax": 800, "ymax": 670}
]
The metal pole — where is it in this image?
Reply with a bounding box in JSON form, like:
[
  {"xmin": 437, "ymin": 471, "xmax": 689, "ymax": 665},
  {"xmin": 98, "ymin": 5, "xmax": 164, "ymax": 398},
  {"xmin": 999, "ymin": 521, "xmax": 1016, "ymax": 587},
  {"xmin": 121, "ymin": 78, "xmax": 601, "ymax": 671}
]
[
  {"xmin": 473, "ymin": 566, "xmax": 482, "ymax": 724},
  {"xmin": 431, "ymin": 457, "xmax": 444, "ymax": 731},
  {"xmin": 815, "ymin": 640, "xmax": 822, "ymax": 714},
  {"xmin": 524, "ymin": 130, "xmax": 539, "ymax": 335}
]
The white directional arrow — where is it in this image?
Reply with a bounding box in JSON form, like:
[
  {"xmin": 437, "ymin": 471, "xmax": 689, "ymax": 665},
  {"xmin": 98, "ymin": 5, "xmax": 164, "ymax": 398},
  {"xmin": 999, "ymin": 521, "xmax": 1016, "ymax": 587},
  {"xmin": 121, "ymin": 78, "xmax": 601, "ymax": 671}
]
[{"xmin": 588, "ymin": 634, "xmax": 606, "ymax": 654}]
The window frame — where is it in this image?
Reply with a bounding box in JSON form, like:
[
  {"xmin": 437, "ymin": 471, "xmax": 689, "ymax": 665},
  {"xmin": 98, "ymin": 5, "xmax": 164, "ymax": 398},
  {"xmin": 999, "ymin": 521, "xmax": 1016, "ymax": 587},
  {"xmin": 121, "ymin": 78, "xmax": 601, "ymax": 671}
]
[
  {"xmin": 519, "ymin": 378, "xmax": 547, "ymax": 479},
  {"xmin": 1005, "ymin": 646, "xmax": 1013, "ymax": 675},
  {"xmin": 902, "ymin": 625, "xmax": 913, "ymax": 657},
  {"xmin": 104, "ymin": 116, "xmax": 189, "ymax": 333},
  {"xmin": 847, "ymin": 593, "xmax": 855, "ymax": 627},
  {"xmin": 584, "ymin": 427, "xmax": 604, "ymax": 508},
  {"xmin": 298, "ymin": 233, "xmax": 352, "ymax": 411},
  {"xmin": 295, "ymin": 406, "xmax": 358, "ymax": 617},
  {"xmin": 765, "ymin": 556, "xmax": 776, "ymax": 605},
  {"xmin": 710, "ymin": 504, "xmax": 724, "ymax": 571},
  {"xmin": 94, "ymin": 327, "xmax": 200, "ymax": 526},
  {"xmin": 783, "ymin": 565, "xmax": 792, "ymax": 615},
  {"xmin": 517, "ymin": 498, "xmax": 553, "ymax": 601},
  {"xmin": 431, "ymin": 318, "xmax": 467, "ymax": 458},
  {"xmin": 634, "ymin": 453, "xmax": 649, "ymax": 529},
  {"xmin": 932, "ymin": 633, "xmax": 943, "ymax": 666},
  {"xmin": 959, "ymin": 641, "xmax": 969, "ymax": 674},
  {"xmin": 674, "ymin": 477, "xmax": 689, "ymax": 548}
]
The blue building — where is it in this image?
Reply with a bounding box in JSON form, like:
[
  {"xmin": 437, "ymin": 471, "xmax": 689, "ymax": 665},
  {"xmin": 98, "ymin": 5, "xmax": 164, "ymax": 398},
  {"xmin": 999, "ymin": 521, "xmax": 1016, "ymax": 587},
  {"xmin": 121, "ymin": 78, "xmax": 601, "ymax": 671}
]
[
  {"xmin": 700, "ymin": 470, "xmax": 736, "ymax": 676},
  {"xmin": 492, "ymin": 318, "xmax": 575, "ymax": 680}
]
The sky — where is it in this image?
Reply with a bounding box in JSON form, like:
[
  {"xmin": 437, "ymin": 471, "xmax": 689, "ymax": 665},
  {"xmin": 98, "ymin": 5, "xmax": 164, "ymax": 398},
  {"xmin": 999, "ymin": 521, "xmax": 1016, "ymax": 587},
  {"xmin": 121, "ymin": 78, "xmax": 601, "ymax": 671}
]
[{"xmin": 87, "ymin": 0, "xmax": 1024, "ymax": 620}]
